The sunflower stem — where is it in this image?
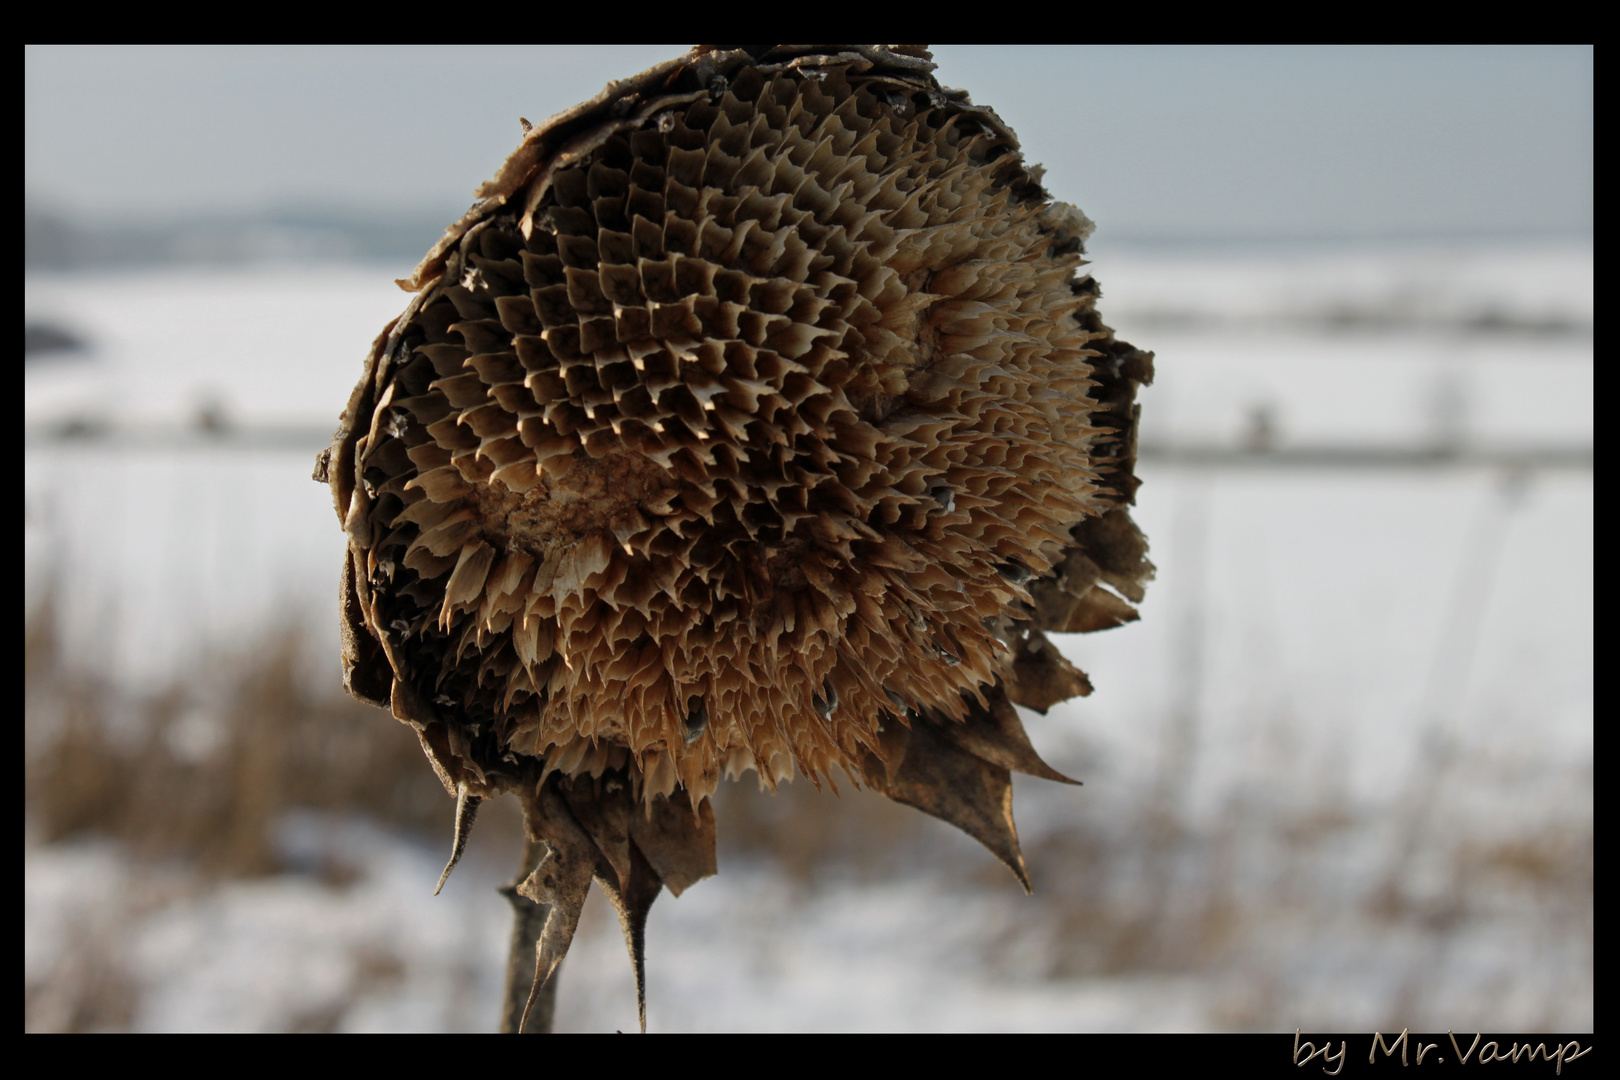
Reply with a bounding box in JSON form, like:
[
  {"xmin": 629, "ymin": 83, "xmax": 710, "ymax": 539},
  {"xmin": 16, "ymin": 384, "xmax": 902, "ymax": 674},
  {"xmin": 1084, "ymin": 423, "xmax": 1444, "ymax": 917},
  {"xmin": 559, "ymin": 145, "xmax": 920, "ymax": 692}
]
[{"xmin": 499, "ymin": 835, "xmax": 556, "ymax": 1033}]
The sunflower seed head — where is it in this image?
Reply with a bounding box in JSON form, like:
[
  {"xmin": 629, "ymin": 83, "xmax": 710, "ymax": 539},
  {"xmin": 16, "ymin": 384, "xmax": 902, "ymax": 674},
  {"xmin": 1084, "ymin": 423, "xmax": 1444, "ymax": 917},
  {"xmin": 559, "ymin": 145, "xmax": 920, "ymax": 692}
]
[{"xmin": 324, "ymin": 45, "xmax": 1154, "ymax": 1003}]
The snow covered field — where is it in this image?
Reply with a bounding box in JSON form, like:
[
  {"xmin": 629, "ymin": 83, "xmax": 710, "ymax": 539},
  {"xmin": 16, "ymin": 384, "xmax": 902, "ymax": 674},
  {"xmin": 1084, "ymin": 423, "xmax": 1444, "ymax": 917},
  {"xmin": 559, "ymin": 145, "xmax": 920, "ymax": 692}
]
[{"xmin": 24, "ymin": 241, "xmax": 1592, "ymax": 1032}]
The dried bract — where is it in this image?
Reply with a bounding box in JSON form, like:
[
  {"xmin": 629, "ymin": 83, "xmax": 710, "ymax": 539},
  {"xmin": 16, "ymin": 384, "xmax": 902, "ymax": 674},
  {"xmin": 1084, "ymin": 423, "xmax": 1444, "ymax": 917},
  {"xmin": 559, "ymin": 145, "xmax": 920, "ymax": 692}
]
[{"xmin": 319, "ymin": 44, "xmax": 1153, "ymax": 1026}]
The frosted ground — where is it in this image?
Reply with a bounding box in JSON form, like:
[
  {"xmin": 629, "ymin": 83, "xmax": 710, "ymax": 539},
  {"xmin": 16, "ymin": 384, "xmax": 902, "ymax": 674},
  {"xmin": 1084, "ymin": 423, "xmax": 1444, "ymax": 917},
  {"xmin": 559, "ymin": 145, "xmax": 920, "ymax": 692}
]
[{"xmin": 24, "ymin": 240, "xmax": 1592, "ymax": 1032}]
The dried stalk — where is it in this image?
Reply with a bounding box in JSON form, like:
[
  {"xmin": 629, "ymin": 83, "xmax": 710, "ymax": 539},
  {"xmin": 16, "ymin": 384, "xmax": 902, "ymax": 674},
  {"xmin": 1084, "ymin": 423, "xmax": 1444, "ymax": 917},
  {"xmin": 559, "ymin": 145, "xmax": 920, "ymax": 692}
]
[{"xmin": 498, "ymin": 835, "xmax": 556, "ymax": 1033}]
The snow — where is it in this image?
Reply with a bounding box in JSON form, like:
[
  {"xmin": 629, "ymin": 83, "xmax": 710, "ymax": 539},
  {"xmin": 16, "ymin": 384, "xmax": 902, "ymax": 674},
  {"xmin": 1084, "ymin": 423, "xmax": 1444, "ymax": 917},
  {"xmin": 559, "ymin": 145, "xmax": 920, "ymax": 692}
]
[{"xmin": 25, "ymin": 241, "xmax": 1592, "ymax": 1032}]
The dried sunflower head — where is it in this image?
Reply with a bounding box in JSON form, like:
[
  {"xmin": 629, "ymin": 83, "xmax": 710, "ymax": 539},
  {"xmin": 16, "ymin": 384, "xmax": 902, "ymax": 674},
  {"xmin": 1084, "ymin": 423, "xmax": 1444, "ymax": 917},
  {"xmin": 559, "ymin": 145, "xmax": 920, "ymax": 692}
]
[{"xmin": 317, "ymin": 44, "xmax": 1152, "ymax": 1027}]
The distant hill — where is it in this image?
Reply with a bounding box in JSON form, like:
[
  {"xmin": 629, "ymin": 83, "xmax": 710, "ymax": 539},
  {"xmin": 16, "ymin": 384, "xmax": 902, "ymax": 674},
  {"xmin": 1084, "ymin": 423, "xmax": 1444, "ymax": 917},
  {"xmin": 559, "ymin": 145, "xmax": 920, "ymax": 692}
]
[{"xmin": 25, "ymin": 200, "xmax": 463, "ymax": 270}]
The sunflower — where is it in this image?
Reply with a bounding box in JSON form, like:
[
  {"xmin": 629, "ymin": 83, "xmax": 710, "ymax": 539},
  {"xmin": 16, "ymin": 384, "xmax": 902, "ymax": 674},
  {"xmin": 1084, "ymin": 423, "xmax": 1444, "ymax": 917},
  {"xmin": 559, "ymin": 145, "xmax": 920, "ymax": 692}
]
[{"xmin": 317, "ymin": 44, "xmax": 1153, "ymax": 1031}]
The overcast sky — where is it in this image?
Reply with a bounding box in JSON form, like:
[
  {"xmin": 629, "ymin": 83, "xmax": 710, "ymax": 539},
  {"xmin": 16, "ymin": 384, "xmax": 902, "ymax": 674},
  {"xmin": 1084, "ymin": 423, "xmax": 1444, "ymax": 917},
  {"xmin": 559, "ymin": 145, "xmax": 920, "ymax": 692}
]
[{"xmin": 26, "ymin": 45, "xmax": 1591, "ymax": 243}]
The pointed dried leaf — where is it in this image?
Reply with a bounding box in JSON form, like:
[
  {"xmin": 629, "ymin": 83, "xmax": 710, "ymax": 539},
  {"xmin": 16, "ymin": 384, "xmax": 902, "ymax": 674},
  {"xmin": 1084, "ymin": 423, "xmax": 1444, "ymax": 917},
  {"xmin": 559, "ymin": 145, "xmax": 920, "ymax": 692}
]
[
  {"xmin": 1058, "ymin": 584, "xmax": 1140, "ymax": 635},
  {"xmin": 883, "ymin": 717, "xmax": 1030, "ymax": 892},
  {"xmin": 1068, "ymin": 506, "xmax": 1155, "ymax": 603},
  {"xmin": 939, "ymin": 686, "xmax": 1078, "ymax": 785},
  {"xmin": 1008, "ymin": 629, "xmax": 1095, "ymax": 714},
  {"xmin": 433, "ymin": 785, "xmax": 482, "ymax": 895},
  {"xmin": 517, "ymin": 780, "xmax": 600, "ymax": 1029},
  {"xmin": 592, "ymin": 842, "xmax": 663, "ymax": 1034}
]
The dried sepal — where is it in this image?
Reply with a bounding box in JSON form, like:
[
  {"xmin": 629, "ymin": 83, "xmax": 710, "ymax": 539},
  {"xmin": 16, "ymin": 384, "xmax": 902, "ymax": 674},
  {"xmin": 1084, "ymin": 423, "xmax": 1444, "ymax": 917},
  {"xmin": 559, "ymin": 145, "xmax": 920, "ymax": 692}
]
[
  {"xmin": 1008, "ymin": 628, "xmax": 1096, "ymax": 714},
  {"xmin": 433, "ymin": 783, "xmax": 482, "ymax": 895},
  {"xmin": 626, "ymin": 787, "xmax": 718, "ymax": 898},
  {"xmin": 591, "ymin": 842, "xmax": 663, "ymax": 1034},
  {"xmin": 516, "ymin": 779, "xmax": 599, "ymax": 1031},
  {"xmin": 941, "ymin": 685, "xmax": 1078, "ymax": 786}
]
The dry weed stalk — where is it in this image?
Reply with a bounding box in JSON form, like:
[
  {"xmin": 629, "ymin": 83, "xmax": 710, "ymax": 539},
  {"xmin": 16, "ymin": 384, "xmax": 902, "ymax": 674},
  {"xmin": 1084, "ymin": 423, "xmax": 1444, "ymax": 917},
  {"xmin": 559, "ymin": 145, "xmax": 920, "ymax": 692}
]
[{"xmin": 317, "ymin": 44, "xmax": 1152, "ymax": 1031}]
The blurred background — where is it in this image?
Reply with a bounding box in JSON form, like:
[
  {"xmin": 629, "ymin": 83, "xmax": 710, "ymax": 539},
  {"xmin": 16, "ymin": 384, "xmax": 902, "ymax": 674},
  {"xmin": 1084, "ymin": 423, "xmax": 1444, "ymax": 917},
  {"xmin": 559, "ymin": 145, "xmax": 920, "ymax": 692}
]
[{"xmin": 25, "ymin": 45, "xmax": 1591, "ymax": 1033}]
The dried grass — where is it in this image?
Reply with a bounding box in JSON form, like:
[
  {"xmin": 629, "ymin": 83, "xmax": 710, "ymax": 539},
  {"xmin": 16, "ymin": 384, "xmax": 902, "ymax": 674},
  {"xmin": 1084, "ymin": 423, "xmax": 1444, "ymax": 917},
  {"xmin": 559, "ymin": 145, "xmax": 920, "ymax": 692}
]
[
  {"xmin": 24, "ymin": 915, "xmax": 138, "ymax": 1033},
  {"xmin": 25, "ymin": 590, "xmax": 448, "ymax": 877},
  {"xmin": 24, "ymin": 584, "xmax": 1592, "ymax": 1032},
  {"xmin": 24, "ymin": 587, "xmax": 473, "ymax": 1031},
  {"xmin": 712, "ymin": 667, "xmax": 1590, "ymax": 1032}
]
